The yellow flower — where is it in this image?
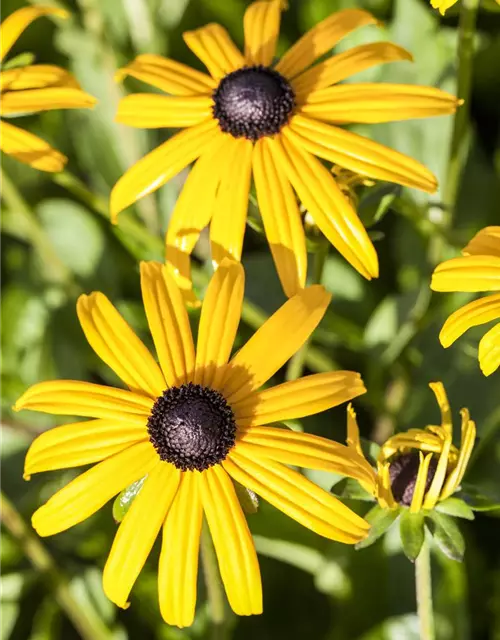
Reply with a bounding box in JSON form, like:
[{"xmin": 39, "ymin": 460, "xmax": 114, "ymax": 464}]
[
  {"xmin": 346, "ymin": 382, "xmax": 476, "ymax": 513},
  {"xmin": 0, "ymin": 6, "xmax": 96, "ymax": 172},
  {"xmin": 430, "ymin": 0, "xmax": 459, "ymax": 14},
  {"xmin": 111, "ymin": 2, "xmax": 459, "ymax": 302},
  {"xmin": 15, "ymin": 259, "xmax": 373, "ymax": 627},
  {"xmin": 431, "ymin": 226, "xmax": 500, "ymax": 376}
]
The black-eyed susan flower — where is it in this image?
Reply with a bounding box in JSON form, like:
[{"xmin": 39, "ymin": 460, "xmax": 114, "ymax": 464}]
[
  {"xmin": 0, "ymin": 6, "xmax": 96, "ymax": 172},
  {"xmin": 111, "ymin": 1, "xmax": 460, "ymax": 301},
  {"xmin": 431, "ymin": 226, "xmax": 500, "ymax": 376},
  {"xmin": 431, "ymin": 0, "xmax": 499, "ymax": 15},
  {"xmin": 15, "ymin": 259, "xmax": 373, "ymax": 627}
]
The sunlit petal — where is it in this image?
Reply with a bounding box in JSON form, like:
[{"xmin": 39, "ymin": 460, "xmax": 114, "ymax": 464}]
[
  {"xmin": 183, "ymin": 23, "xmax": 245, "ymax": 79},
  {"xmin": 0, "ymin": 120, "xmax": 66, "ymax": 172},
  {"xmin": 463, "ymin": 226, "xmax": 500, "ymax": 258},
  {"xmin": 431, "ymin": 256, "xmax": 500, "ymax": 292},
  {"xmin": 0, "ymin": 64, "xmax": 80, "ymax": 92},
  {"xmin": 1, "ymin": 6, "xmax": 68, "ymax": 62},
  {"xmin": 478, "ymin": 323, "xmax": 500, "ymax": 376},
  {"xmin": 0, "ymin": 87, "xmax": 96, "ymax": 115},
  {"xmin": 438, "ymin": 294, "xmax": 500, "ymax": 347},
  {"xmin": 115, "ymin": 94, "xmax": 213, "ymax": 129},
  {"xmin": 244, "ymin": 0, "xmax": 282, "ymax": 66}
]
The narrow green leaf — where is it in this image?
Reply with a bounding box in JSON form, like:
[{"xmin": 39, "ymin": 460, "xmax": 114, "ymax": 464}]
[
  {"xmin": 355, "ymin": 505, "xmax": 400, "ymax": 550},
  {"xmin": 435, "ymin": 497, "xmax": 475, "ymax": 520},
  {"xmin": 331, "ymin": 478, "xmax": 375, "ymax": 502},
  {"xmin": 456, "ymin": 488, "xmax": 500, "ymax": 513},
  {"xmin": 112, "ymin": 476, "xmax": 146, "ymax": 523},
  {"xmin": 399, "ymin": 510, "xmax": 425, "ymax": 562},
  {"xmin": 426, "ymin": 511, "xmax": 465, "ymax": 562},
  {"xmin": 358, "ymin": 184, "xmax": 400, "ymax": 228},
  {"xmin": 234, "ymin": 481, "xmax": 259, "ymax": 515}
]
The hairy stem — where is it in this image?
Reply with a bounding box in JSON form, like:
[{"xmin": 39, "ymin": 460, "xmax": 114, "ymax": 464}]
[{"xmin": 415, "ymin": 538, "xmax": 435, "ymax": 640}]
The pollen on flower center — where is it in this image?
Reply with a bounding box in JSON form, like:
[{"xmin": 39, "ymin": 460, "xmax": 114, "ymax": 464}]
[
  {"xmin": 212, "ymin": 65, "xmax": 295, "ymax": 141},
  {"xmin": 147, "ymin": 383, "xmax": 236, "ymax": 472},
  {"xmin": 389, "ymin": 452, "xmax": 439, "ymax": 506}
]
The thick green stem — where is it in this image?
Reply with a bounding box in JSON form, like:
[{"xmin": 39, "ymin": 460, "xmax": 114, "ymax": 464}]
[
  {"xmin": 415, "ymin": 539, "xmax": 435, "ymax": 640},
  {"xmin": 0, "ymin": 493, "xmax": 113, "ymax": 640},
  {"xmin": 443, "ymin": 0, "xmax": 479, "ymax": 220},
  {"xmin": 200, "ymin": 521, "xmax": 226, "ymax": 635}
]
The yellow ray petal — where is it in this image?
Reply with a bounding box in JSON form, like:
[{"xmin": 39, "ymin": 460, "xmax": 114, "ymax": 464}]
[
  {"xmin": 478, "ymin": 323, "xmax": 500, "ymax": 376},
  {"xmin": 32, "ymin": 441, "xmax": 158, "ymax": 536},
  {"xmin": 441, "ymin": 410, "xmax": 476, "ymax": 499},
  {"xmin": 376, "ymin": 460, "xmax": 397, "ymax": 509},
  {"xmin": 253, "ymin": 138, "xmax": 307, "ymax": 298},
  {"xmin": 115, "ymin": 94, "xmax": 213, "ymax": 129},
  {"xmin": 275, "ymin": 8, "xmax": 377, "ymax": 79},
  {"xmin": 140, "ymin": 262, "xmax": 195, "ymax": 387},
  {"xmin": 431, "ymin": 0, "xmax": 459, "ymax": 15},
  {"xmin": 159, "ymin": 472, "xmax": 203, "ymax": 628},
  {"xmin": 267, "ymin": 131, "xmax": 378, "ymax": 279},
  {"xmin": 115, "ymin": 53, "xmax": 215, "ymax": 95},
  {"xmin": 221, "ymin": 285, "xmax": 331, "ymax": 404},
  {"xmin": 14, "ymin": 380, "xmax": 153, "ymax": 421},
  {"xmin": 463, "ymin": 226, "xmax": 500, "ymax": 258},
  {"xmin": 422, "ymin": 434, "xmax": 452, "ymax": 510},
  {"xmin": 24, "ymin": 418, "xmax": 148, "ymax": 478},
  {"xmin": 103, "ymin": 462, "xmax": 180, "ymax": 608},
  {"xmin": 236, "ymin": 431, "xmax": 376, "ymax": 487},
  {"xmin": 438, "ymin": 294, "xmax": 500, "ymax": 347},
  {"xmin": 288, "ymin": 114, "xmax": 437, "ymax": 193},
  {"xmin": 0, "ymin": 87, "xmax": 96, "ymax": 115},
  {"xmin": 110, "ymin": 118, "xmax": 219, "ymax": 221},
  {"xmin": 166, "ymin": 135, "xmax": 232, "ymax": 304},
  {"xmin": 379, "ymin": 430, "xmax": 444, "ymax": 460},
  {"xmin": 409, "ymin": 452, "xmax": 434, "ymax": 514},
  {"xmin": 200, "ymin": 465, "xmax": 262, "ymax": 616},
  {"xmin": 346, "ymin": 403, "xmax": 363, "ymax": 457},
  {"xmin": 183, "ymin": 23, "xmax": 245, "ymax": 79},
  {"xmin": 0, "ymin": 64, "xmax": 80, "ymax": 92},
  {"xmin": 210, "ymin": 137, "xmax": 253, "ymax": 266},
  {"xmin": 233, "ymin": 370, "xmax": 366, "ymax": 426},
  {"xmin": 429, "ymin": 382, "xmax": 452, "ymax": 433},
  {"xmin": 195, "ymin": 260, "xmax": 244, "ymax": 389},
  {"xmin": 77, "ymin": 293, "xmax": 166, "ymax": 398},
  {"xmin": 244, "ymin": 0, "xmax": 282, "ymax": 66},
  {"xmin": 0, "ymin": 6, "xmax": 68, "ymax": 62},
  {"xmin": 292, "ymin": 42, "xmax": 413, "ymax": 100},
  {"xmin": 431, "ymin": 256, "xmax": 500, "ymax": 292},
  {"xmin": 225, "ymin": 449, "xmax": 369, "ymax": 543},
  {"xmin": 0, "ymin": 120, "xmax": 66, "ymax": 172}
]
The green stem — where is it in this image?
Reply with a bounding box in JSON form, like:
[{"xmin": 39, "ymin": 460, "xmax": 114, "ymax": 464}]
[
  {"xmin": 415, "ymin": 539, "xmax": 435, "ymax": 640},
  {"xmin": 200, "ymin": 521, "xmax": 226, "ymax": 635},
  {"xmin": 0, "ymin": 493, "xmax": 113, "ymax": 640},
  {"xmin": 443, "ymin": 0, "xmax": 479, "ymax": 220}
]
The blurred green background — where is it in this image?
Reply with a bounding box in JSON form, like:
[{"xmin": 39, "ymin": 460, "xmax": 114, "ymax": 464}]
[{"xmin": 2, "ymin": 0, "xmax": 500, "ymax": 638}]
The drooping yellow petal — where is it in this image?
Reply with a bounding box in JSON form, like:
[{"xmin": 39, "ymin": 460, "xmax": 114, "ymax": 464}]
[
  {"xmin": 103, "ymin": 462, "xmax": 180, "ymax": 608},
  {"xmin": 225, "ymin": 449, "xmax": 369, "ymax": 543},
  {"xmin": 275, "ymin": 8, "xmax": 377, "ymax": 79},
  {"xmin": 32, "ymin": 441, "xmax": 158, "ymax": 536},
  {"xmin": 221, "ymin": 285, "xmax": 331, "ymax": 404},
  {"xmin": 194, "ymin": 260, "xmax": 244, "ymax": 389},
  {"xmin": 0, "ymin": 87, "xmax": 96, "ymax": 115},
  {"xmin": 24, "ymin": 418, "xmax": 148, "ymax": 478},
  {"xmin": 253, "ymin": 138, "xmax": 307, "ymax": 298},
  {"xmin": 200, "ymin": 465, "xmax": 262, "ymax": 616},
  {"xmin": 429, "ymin": 382, "xmax": 452, "ymax": 434},
  {"xmin": 77, "ymin": 293, "xmax": 166, "ymax": 398},
  {"xmin": 299, "ymin": 83, "xmax": 459, "ymax": 124},
  {"xmin": 0, "ymin": 120, "xmax": 66, "ymax": 172},
  {"xmin": 183, "ymin": 23, "xmax": 245, "ymax": 79},
  {"xmin": 478, "ymin": 323, "xmax": 500, "ymax": 376},
  {"xmin": 408, "ymin": 452, "xmax": 433, "ymax": 513},
  {"xmin": 244, "ymin": 0, "xmax": 282, "ymax": 66},
  {"xmin": 14, "ymin": 380, "xmax": 153, "ymax": 421},
  {"xmin": 115, "ymin": 54, "xmax": 216, "ymax": 95},
  {"xmin": 438, "ymin": 294, "xmax": 500, "ymax": 348},
  {"xmin": 110, "ymin": 118, "xmax": 219, "ymax": 221},
  {"xmin": 292, "ymin": 42, "xmax": 413, "ymax": 100},
  {"xmin": 422, "ymin": 433, "xmax": 452, "ymax": 510},
  {"xmin": 267, "ymin": 131, "xmax": 379, "ymax": 279},
  {"xmin": 159, "ymin": 472, "xmax": 203, "ymax": 628},
  {"xmin": 379, "ymin": 430, "xmax": 443, "ymax": 460},
  {"xmin": 236, "ymin": 431, "xmax": 376, "ymax": 487},
  {"xmin": 346, "ymin": 403, "xmax": 363, "ymax": 457},
  {"xmin": 233, "ymin": 370, "xmax": 366, "ymax": 426},
  {"xmin": 441, "ymin": 410, "xmax": 476, "ymax": 499},
  {"xmin": 463, "ymin": 226, "xmax": 500, "ymax": 258},
  {"xmin": 140, "ymin": 262, "xmax": 195, "ymax": 387},
  {"xmin": 0, "ymin": 65, "xmax": 80, "ymax": 92},
  {"xmin": 115, "ymin": 94, "xmax": 213, "ymax": 129},
  {"xmin": 376, "ymin": 460, "xmax": 397, "ymax": 509},
  {"xmin": 287, "ymin": 114, "xmax": 437, "ymax": 193},
  {"xmin": 431, "ymin": 256, "xmax": 500, "ymax": 292},
  {"xmin": 0, "ymin": 6, "xmax": 68, "ymax": 62}
]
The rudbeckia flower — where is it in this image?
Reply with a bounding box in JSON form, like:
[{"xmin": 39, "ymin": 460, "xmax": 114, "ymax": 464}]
[
  {"xmin": 15, "ymin": 259, "xmax": 373, "ymax": 627},
  {"xmin": 431, "ymin": 0, "xmax": 500, "ymax": 15},
  {"xmin": 0, "ymin": 6, "xmax": 96, "ymax": 172},
  {"xmin": 431, "ymin": 226, "xmax": 500, "ymax": 376},
  {"xmin": 111, "ymin": 2, "xmax": 459, "ymax": 302},
  {"xmin": 346, "ymin": 382, "xmax": 476, "ymax": 513}
]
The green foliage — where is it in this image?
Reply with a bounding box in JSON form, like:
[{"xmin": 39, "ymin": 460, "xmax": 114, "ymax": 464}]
[
  {"xmin": 355, "ymin": 505, "xmax": 401, "ymax": 550},
  {"xmin": 426, "ymin": 511, "xmax": 466, "ymax": 562},
  {"xmin": 399, "ymin": 511, "xmax": 426, "ymax": 562}
]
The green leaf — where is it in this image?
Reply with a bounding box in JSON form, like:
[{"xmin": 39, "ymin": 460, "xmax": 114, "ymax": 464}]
[
  {"xmin": 2, "ymin": 52, "xmax": 36, "ymax": 70},
  {"xmin": 112, "ymin": 476, "xmax": 146, "ymax": 523},
  {"xmin": 435, "ymin": 497, "xmax": 475, "ymax": 520},
  {"xmin": 355, "ymin": 505, "xmax": 400, "ymax": 550},
  {"xmin": 426, "ymin": 511, "xmax": 465, "ymax": 562},
  {"xmin": 234, "ymin": 481, "xmax": 259, "ymax": 515},
  {"xmin": 331, "ymin": 478, "xmax": 375, "ymax": 502},
  {"xmin": 456, "ymin": 489, "xmax": 500, "ymax": 513},
  {"xmin": 363, "ymin": 297, "xmax": 398, "ymax": 347},
  {"xmin": 358, "ymin": 184, "xmax": 401, "ymax": 228},
  {"xmin": 399, "ymin": 510, "xmax": 425, "ymax": 562}
]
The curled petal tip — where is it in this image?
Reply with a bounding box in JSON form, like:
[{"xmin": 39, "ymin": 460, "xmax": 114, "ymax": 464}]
[{"xmin": 23, "ymin": 473, "xmax": 31, "ymax": 481}]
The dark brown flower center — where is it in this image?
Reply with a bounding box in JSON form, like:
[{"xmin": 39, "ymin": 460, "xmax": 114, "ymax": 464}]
[{"xmin": 389, "ymin": 452, "xmax": 439, "ymax": 506}]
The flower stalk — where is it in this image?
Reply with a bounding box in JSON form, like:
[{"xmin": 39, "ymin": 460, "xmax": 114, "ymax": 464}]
[{"xmin": 415, "ymin": 538, "xmax": 435, "ymax": 640}]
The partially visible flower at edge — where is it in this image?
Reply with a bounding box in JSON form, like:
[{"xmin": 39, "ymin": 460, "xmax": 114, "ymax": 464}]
[
  {"xmin": 431, "ymin": 226, "xmax": 500, "ymax": 376},
  {"xmin": 0, "ymin": 6, "xmax": 97, "ymax": 172},
  {"xmin": 431, "ymin": 0, "xmax": 500, "ymax": 16}
]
